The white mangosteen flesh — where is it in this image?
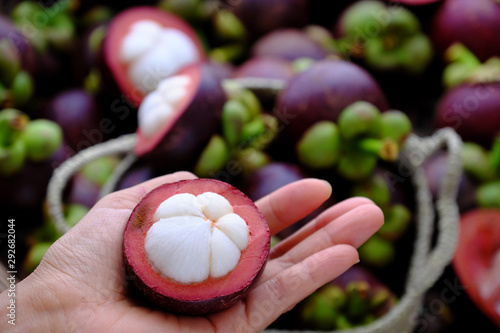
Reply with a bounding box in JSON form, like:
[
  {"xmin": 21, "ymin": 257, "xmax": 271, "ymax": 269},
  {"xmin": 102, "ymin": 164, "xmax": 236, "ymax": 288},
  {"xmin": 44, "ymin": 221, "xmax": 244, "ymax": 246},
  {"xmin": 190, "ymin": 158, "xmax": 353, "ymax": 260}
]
[
  {"xmin": 119, "ymin": 20, "xmax": 200, "ymax": 94},
  {"xmin": 144, "ymin": 192, "xmax": 250, "ymax": 284},
  {"xmin": 137, "ymin": 74, "xmax": 191, "ymax": 137}
]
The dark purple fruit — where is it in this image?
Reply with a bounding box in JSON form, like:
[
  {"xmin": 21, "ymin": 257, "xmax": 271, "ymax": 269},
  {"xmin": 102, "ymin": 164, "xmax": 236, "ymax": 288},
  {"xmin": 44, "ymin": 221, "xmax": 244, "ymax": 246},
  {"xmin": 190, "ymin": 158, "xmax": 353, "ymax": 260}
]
[
  {"xmin": 251, "ymin": 29, "xmax": 328, "ymax": 61},
  {"xmin": 116, "ymin": 164, "xmax": 157, "ymax": 190},
  {"xmin": 68, "ymin": 156, "xmax": 119, "ymax": 208},
  {"xmin": 123, "ymin": 178, "xmax": 270, "ymax": 315},
  {"xmin": 0, "ymin": 15, "xmax": 36, "ymax": 72},
  {"xmin": 422, "ymin": 151, "xmax": 476, "ymax": 212},
  {"xmin": 434, "ymin": 83, "xmax": 500, "ymax": 145},
  {"xmin": 432, "ymin": 0, "xmax": 500, "ymax": 62},
  {"xmin": 275, "ymin": 59, "xmax": 388, "ymax": 144},
  {"xmin": 0, "ymin": 142, "xmax": 69, "ymax": 211},
  {"xmin": 42, "ymin": 89, "xmax": 103, "ymax": 152},
  {"xmin": 230, "ymin": 0, "xmax": 309, "ymax": 38},
  {"xmin": 232, "ymin": 57, "xmax": 294, "ymax": 82}
]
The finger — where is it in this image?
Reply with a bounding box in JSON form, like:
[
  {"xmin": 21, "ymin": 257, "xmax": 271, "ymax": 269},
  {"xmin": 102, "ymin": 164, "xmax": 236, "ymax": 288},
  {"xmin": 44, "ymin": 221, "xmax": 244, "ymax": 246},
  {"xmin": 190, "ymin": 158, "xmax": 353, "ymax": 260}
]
[
  {"xmin": 244, "ymin": 244, "xmax": 358, "ymax": 331},
  {"xmin": 95, "ymin": 171, "xmax": 198, "ymax": 210},
  {"xmin": 265, "ymin": 204, "xmax": 383, "ymax": 280},
  {"xmin": 255, "ymin": 178, "xmax": 332, "ymax": 236},
  {"xmin": 271, "ymin": 197, "xmax": 379, "ymax": 258}
]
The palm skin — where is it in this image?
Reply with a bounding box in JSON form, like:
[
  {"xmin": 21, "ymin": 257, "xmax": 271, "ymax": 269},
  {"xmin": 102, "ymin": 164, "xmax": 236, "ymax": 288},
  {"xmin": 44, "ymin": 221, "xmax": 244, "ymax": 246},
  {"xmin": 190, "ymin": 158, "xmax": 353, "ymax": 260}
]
[{"xmin": 1, "ymin": 171, "xmax": 383, "ymax": 333}]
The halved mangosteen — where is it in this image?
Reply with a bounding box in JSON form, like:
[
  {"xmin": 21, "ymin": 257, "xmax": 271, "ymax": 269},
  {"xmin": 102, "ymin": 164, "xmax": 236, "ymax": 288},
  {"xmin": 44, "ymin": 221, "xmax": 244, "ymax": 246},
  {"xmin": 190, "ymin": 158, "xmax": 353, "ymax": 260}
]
[
  {"xmin": 123, "ymin": 178, "xmax": 270, "ymax": 315},
  {"xmin": 133, "ymin": 62, "xmax": 226, "ymax": 170},
  {"xmin": 103, "ymin": 6, "xmax": 205, "ymax": 106}
]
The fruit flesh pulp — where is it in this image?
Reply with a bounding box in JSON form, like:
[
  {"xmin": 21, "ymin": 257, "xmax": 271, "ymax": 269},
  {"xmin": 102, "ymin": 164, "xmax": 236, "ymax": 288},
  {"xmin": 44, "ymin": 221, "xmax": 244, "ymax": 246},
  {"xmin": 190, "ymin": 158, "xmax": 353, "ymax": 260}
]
[
  {"xmin": 137, "ymin": 74, "xmax": 191, "ymax": 138},
  {"xmin": 118, "ymin": 19, "xmax": 200, "ymax": 95},
  {"xmin": 120, "ymin": 20, "xmax": 200, "ymax": 93},
  {"xmin": 145, "ymin": 192, "xmax": 250, "ymax": 284}
]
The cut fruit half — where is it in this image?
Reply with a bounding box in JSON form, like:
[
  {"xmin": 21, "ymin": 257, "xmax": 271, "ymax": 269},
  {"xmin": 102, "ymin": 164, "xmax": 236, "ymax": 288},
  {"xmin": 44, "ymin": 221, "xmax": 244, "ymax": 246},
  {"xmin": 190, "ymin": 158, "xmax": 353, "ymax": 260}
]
[
  {"xmin": 133, "ymin": 62, "xmax": 226, "ymax": 169},
  {"xmin": 123, "ymin": 178, "xmax": 270, "ymax": 315},
  {"xmin": 104, "ymin": 6, "xmax": 205, "ymax": 106}
]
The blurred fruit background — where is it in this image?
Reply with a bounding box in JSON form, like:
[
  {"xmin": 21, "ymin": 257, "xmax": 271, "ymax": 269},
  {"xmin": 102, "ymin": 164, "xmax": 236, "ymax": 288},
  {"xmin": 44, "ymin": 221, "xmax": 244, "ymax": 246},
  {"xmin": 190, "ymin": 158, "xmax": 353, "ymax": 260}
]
[{"xmin": 1, "ymin": 0, "xmax": 500, "ymax": 331}]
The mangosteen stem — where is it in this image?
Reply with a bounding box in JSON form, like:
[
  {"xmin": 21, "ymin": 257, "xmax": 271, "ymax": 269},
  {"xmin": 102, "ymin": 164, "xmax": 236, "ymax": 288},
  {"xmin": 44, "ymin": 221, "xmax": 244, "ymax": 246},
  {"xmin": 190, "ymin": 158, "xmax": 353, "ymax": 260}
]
[
  {"xmin": 47, "ymin": 134, "xmax": 137, "ymax": 235},
  {"xmin": 490, "ymin": 135, "xmax": 500, "ymax": 172},
  {"xmin": 355, "ymin": 138, "xmax": 399, "ymax": 162}
]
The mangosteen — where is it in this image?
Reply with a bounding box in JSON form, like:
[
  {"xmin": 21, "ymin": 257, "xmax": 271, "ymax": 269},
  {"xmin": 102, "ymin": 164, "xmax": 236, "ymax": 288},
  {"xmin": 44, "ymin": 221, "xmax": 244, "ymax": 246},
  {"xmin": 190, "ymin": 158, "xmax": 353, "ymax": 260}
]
[
  {"xmin": 123, "ymin": 178, "xmax": 270, "ymax": 315},
  {"xmin": 251, "ymin": 29, "xmax": 329, "ymax": 62},
  {"xmin": 0, "ymin": 14, "xmax": 36, "ymax": 73},
  {"xmin": 432, "ymin": 0, "xmax": 500, "ymax": 62},
  {"xmin": 228, "ymin": 0, "xmax": 309, "ymax": 39},
  {"xmin": 116, "ymin": 164, "xmax": 157, "ymax": 191},
  {"xmin": 42, "ymin": 89, "xmax": 103, "ymax": 152},
  {"xmin": 434, "ymin": 83, "xmax": 500, "ymax": 145},
  {"xmin": 133, "ymin": 62, "xmax": 226, "ymax": 170},
  {"xmin": 68, "ymin": 155, "xmax": 120, "ymax": 208},
  {"xmin": 422, "ymin": 151, "xmax": 476, "ymax": 212},
  {"xmin": 275, "ymin": 59, "xmax": 388, "ymax": 145},
  {"xmin": 232, "ymin": 57, "xmax": 295, "ymax": 82},
  {"xmin": 102, "ymin": 6, "xmax": 205, "ymax": 107}
]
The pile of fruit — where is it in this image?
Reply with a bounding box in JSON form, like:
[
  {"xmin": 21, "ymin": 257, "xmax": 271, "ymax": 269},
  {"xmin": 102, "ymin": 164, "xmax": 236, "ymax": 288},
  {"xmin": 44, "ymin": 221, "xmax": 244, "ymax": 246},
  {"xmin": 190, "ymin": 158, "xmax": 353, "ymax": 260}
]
[{"xmin": 1, "ymin": 0, "xmax": 499, "ymax": 331}]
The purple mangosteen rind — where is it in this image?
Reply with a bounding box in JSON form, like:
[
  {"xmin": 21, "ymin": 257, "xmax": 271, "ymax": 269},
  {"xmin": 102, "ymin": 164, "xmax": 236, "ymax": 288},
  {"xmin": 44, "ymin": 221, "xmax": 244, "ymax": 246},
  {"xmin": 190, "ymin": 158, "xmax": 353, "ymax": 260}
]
[
  {"xmin": 276, "ymin": 59, "xmax": 388, "ymax": 144},
  {"xmin": 435, "ymin": 82, "xmax": 500, "ymax": 145}
]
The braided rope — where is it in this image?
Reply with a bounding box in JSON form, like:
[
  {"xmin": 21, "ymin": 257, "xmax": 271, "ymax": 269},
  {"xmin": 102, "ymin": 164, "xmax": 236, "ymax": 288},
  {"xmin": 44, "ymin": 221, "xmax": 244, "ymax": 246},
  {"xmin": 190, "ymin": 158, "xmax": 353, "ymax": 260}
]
[
  {"xmin": 46, "ymin": 134, "xmax": 137, "ymax": 235},
  {"xmin": 99, "ymin": 152, "xmax": 138, "ymax": 199}
]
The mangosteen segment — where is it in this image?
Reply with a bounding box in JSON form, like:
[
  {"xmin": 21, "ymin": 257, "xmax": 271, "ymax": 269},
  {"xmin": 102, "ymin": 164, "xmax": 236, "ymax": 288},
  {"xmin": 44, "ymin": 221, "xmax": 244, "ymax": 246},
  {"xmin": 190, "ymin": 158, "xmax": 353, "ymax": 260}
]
[
  {"xmin": 137, "ymin": 74, "xmax": 192, "ymax": 138},
  {"xmin": 146, "ymin": 192, "xmax": 249, "ymax": 284},
  {"xmin": 124, "ymin": 179, "xmax": 270, "ymax": 315},
  {"xmin": 104, "ymin": 7, "xmax": 205, "ymax": 106},
  {"xmin": 134, "ymin": 64, "xmax": 201, "ymax": 156},
  {"xmin": 119, "ymin": 19, "xmax": 200, "ymax": 94}
]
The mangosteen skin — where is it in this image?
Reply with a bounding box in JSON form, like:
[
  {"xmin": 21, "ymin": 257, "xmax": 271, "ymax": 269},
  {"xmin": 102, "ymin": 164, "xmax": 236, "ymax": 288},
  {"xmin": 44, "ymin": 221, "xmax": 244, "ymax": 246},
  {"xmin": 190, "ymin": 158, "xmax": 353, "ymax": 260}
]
[
  {"xmin": 140, "ymin": 63, "xmax": 226, "ymax": 170},
  {"xmin": 251, "ymin": 29, "xmax": 328, "ymax": 62},
  {"xmin": 434, "ymin": 83, "xmax": 500, "ymax": 145},
  {"xmin": 232, "ymin": 57, "xmax": 294, "ymax": 82},
  {"xmin": 275, "ymin": 59, "xmax": 388, "ymax": 144},
  {"xmin": 42, "ymin": 89, "xmax": 103, "ymax": 152},
  {"xmin": 230, "ymin": 0, "xmax": 310, "ymax": 38},
  {"xmin": 239, "ymin": 162, "xmax": 308, "ymax": 201},
  {"xmin": 0, "ymin": 14, "xmax": 36, "ymax": 72},
  {"xmin": 124, "ymin": 257, "xmax": 266, "ymax": 316},
  {"xmin": 123, "ymin": 179, "xmax": 270, "ymax": 316},
  {"xmin": 432, "ymin": 0, "xmax": 500, "ymax": 62}
]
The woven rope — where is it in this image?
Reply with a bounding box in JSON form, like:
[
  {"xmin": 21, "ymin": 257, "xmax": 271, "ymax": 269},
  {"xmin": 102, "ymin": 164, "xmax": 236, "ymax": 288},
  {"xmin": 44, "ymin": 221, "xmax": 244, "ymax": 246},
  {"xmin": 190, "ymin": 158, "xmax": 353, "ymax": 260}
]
[{"xmin": 46, "ymin": 134, "xmax": 137, "ymax": 235}]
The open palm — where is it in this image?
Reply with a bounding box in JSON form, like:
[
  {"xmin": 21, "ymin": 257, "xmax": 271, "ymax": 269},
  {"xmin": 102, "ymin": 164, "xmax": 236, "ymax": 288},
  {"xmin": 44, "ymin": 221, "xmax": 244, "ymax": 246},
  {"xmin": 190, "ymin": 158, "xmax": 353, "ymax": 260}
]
[{"xmin": 6, "ymin": 171, "xmax": 383, "ymax": 333}]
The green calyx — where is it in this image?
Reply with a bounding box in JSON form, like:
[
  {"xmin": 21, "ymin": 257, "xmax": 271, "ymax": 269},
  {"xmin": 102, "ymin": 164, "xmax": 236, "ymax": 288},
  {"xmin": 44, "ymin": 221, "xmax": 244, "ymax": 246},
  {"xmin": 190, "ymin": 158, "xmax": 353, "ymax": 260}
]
[
  {"xmin": 443, "ymin": 43, "xmax": 500, "ymax": 88},
  {"xmin": 358, "ymin": 235, "xmax": 395, "ymax": 267},
  {"xmin": 212, "ymin": 10, "xmax": 247, "ymax": 41},
  {"xmin": 80, "ymin": 155, "xmax": 119, "ymax": 186},
  {"xmin": 378, "ymin": 110, "xmax": 412, "ymax": 146},
  {"xmin": 351, "ymin": 173, "xmax": 391, "ymax": 207},
  {"xmin": 339, "ymin": 1, "xmax": 431, "ymax": 73},
  {"xmin": 194, "ymin": 135, "xmax": 230, "ymax": 178},
  {"xmin": 338, "ymin": 101, "xmax": 382, "ymax": 140},
  {"xmin": 0, "ymin": 39, "xmax": 21, "ymax": 86},
  {"xmin": 21, "ymin": 119, "xmax": 63, "ymax": 162},
  {"xmin": 337, "ymin": 150, "xmax": 378, "ymax": 181},
  {"xmin": 462, "ymin": 142, "xmax": 497, "ymax": 182},
  {"xmin": 11, "ymin": 0, "xmax": 75, "ymax": 52},
  {"xmin": 296, "ymin": 121, "xmax": 341, "ymax": 169},
  {"xmin": 476, "ymin": 181, "xmax": 500, "ymax": 208}
]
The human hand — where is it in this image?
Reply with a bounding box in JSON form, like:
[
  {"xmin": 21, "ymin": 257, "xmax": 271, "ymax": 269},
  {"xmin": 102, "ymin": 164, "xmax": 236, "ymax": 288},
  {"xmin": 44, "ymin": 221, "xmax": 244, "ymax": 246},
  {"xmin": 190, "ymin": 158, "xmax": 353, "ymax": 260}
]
[{"xmin": 0, "ymin": 171, "xmax": 383, "ymax": 332}]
